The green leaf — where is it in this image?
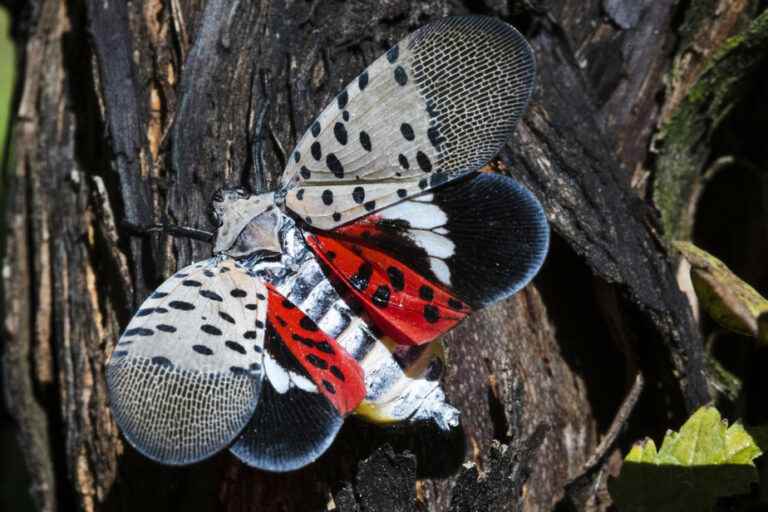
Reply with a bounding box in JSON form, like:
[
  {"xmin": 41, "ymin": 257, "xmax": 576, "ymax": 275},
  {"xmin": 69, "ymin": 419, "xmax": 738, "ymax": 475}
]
[
  {"xmin": 674, "ymin": 241, "xmax": 768, "ymax": 344},
  {"xmin": 609, "ymin": 407, "xmax": 762, "ymax": 512},
  {"xmin": 0, "ymin": 6, "xmax": 15, "ymax": 166}
]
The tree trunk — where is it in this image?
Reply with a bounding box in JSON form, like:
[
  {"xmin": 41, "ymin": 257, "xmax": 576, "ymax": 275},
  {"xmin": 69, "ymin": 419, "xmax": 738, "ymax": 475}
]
[{"xmin": 2, "ymin": 0, "xmax": 763, "ymax": 511}]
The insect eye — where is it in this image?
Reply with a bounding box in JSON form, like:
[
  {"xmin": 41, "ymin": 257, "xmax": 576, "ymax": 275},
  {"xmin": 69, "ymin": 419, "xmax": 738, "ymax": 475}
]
[{"xmin": 208, "ymin": 205, "xmax": 223, "ymax": 227}]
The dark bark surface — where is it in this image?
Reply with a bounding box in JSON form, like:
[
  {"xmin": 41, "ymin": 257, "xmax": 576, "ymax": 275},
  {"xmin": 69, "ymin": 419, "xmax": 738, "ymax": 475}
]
[{"xmin": 2, "ymin": 0, "xmax": 765, "ymax": 511}]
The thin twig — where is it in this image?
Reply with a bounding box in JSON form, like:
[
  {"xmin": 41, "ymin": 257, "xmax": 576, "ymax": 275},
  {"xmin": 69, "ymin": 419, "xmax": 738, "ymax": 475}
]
[
  {"xmin": 91, "ymin": 176, "xmax": 135, "ymax": 306},
  {"xmin": 561, "ymin": 372, "xmax": 645, "ymax": 508},
  {"xmin": 582, "ymin": 371, "xmax": 645, "ymax": 473}
]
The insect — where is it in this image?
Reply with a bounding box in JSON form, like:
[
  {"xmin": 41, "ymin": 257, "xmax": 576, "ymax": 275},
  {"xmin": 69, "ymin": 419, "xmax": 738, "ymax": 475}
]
[{"xmin": 106, "ymin": 16, "xmax": 549, "ymax": 472}]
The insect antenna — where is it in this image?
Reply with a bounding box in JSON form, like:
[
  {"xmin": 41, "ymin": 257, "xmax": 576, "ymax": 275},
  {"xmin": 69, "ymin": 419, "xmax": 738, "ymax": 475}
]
[{"xmin": 121, "ymin": 221, "xmax": 214, "ymax": 243}]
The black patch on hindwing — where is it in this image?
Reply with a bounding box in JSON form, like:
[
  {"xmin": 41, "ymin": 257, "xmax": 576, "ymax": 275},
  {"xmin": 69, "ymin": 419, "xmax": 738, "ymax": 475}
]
[
  {"xmin": 335, "ymin": 173, "xmax": 548, "ymax": 307},
  {"xmin": 229, "ymin": 321, "xmax": 342, "ymax": 472},
  {"xmin": 229, "ymin": 380, "xmax": 342, "ymax": 472}
]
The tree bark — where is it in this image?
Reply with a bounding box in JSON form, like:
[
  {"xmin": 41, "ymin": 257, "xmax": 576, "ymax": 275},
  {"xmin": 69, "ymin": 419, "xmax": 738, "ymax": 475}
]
[{"xmin": 3, "ymin": 0, "xmax": 761, "ymax": 511}]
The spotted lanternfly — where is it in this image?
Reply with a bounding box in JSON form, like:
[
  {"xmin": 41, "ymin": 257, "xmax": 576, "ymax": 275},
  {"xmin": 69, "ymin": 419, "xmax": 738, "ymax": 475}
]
[{"xmin": 106, "ymin": 16, "xmax": 549, "ymax": 472}]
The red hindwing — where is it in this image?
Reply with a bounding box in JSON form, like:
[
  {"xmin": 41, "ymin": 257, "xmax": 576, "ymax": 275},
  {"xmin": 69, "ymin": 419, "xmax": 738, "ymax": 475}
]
[
  {"xmin": 266, "ymin": 285, "xmax": 365, "ymax": 415},
  {"xmin": 305, "ymin": 232, "xmax": 470, "ymax": 346}
]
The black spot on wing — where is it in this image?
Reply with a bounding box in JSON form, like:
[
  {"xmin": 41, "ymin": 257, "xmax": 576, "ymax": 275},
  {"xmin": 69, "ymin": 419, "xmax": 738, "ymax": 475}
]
[
  {"xmin": 125, "ymin": 327, "xmax": 153, "ymax": 336},
  {"xmin": 352, "ymin": 186, "xmax": 365, "ymax": 204},
  {"xmin": 292, "ymin": 333, "xmax": 315, "ymax": 348},
  {"xmin": 394, "ymin": 65, "xmax": 407, "ymax": 85},
  {"xmin": 416, "ymin": 151, "xmax": 432, "ymax": 172},
  {"xmin": 156, "ymin": 324, "xmax": 177, "ymax": 333},
  {"xmin": 326, "ymin": 154, "xmax": 344, "ymax": 178},
  {"xmin": 387, "ymin": 267, "xmax": 405, "ymax": 291},
  {"xmin": 311, "ymin": 121, "xmax": 321, "ymax": 137},
  {"xmin": 219, "ymin": 311, "xmax": 236, "ymax": 324},
  {"xmin": 299, "ymin": 317, "xmax": 319, "ymax": 332},
  {"xmin": 193, "ymin": 344, "xmax": 214, "ymax": 355},
  {"xmin": 311, "ymin": 141, "xmax": 322, "ymax": 160},
  {"xmin": 333, "ymin": 122, "xmax": 348, "ymax": 145},
  {"xmin": 424, "ymin": 305, "xmax": 440, "ymax": 324},
  {"xmin": 350, "ymin": 263, "xmax": 373, "ymax": 292},
  {"xmin": 315, "ymin": 341, "xmax": 335, "ymax": 355},
  {"xmin": 201, "ymin": 324, "xmax": 222, "ymax": 336},
  {"xmin": 200, "ymin": 290, "xmax": 223, "ymax": 301},
  {"xmin": 337, "ymin": 89, "xmax": 348, "ymax": 109},
  {"xmin": 306, "ymin": 354, "xmax": 328, "ymax": 369},
  {"xmin": 230, "ymin": 289, "xmax": 247, "ymax": 298},
  {"xmin": 151, "ymin": 356, "xmax": 172, "ymax": 367},
  {"xmin": 372, "ymin": 285, "xmax": 390, "ymax": 308},
  {"xmin": 330, "ymin": 366, "xmax": 345, "ymax": 381},
  {"xmin": 321, "ymin": 189, "xmax": 334, "ymax": 206},
  {"xmin": 226, "ymin": 341, "xmax": 247, "ymax": 355},
  {"xmin": 358, "ymin": 71, "xmax": 369, "ymax": 90},
  {"xmin": 386, "ymin": 45, "xmax": 399, "ymax": 63},
  {"xmin": 400, "ymin": 123, "xmax": 415, "ymax": 141},
  {"xmin": 359, "ymin": 131, "xmax": 371, "ymax": 151}
]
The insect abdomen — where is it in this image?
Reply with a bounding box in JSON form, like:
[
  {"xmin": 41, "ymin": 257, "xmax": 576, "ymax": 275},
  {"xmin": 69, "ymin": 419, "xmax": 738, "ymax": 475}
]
[{"xmin": 271, "ymin": 236, "xmax": 456, "ymax": 428}]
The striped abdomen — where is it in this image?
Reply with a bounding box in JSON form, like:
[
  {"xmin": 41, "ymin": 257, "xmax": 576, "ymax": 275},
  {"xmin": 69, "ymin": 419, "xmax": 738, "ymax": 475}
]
[{"xmin": 263, "ymin": 227, "xmax": 458, "ymax": 430}]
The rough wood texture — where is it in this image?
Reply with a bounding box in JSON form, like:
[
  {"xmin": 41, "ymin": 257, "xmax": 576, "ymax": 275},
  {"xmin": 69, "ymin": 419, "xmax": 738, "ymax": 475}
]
[{"xmin": 6, "ymin": 0, "xmax": 760, "ymax": 510}]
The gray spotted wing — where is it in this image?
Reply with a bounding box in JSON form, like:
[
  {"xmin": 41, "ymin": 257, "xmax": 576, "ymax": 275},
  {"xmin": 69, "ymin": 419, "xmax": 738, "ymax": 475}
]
[
  {"xmin": 106, "ymin": 257, "xmax": 267, "ymax": 465},
  {"xmin": 282, "ymin": 16, "xmax": 535, "ymax": 229}
]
